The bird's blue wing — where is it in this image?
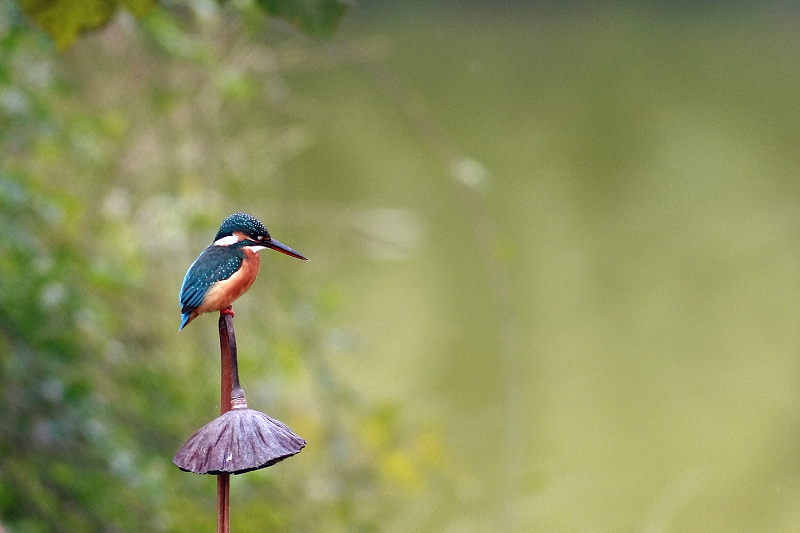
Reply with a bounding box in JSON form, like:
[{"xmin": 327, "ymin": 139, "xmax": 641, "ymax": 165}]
[{"xmin": 179, "ymin": 246, "xmax": 244, "ymax": 314}]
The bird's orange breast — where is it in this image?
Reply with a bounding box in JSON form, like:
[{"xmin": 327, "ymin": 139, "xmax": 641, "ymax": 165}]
[{"xmin": 195, "ymin": 248, "xmax": 261, "ymax": 314}]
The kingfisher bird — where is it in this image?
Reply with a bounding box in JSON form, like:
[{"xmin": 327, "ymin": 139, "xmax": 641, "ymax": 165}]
[{"xmin": 179, "ymin": 212, "xmax": 307, "ymax": 330}]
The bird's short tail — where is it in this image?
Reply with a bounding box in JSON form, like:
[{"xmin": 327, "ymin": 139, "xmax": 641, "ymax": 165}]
[{"xmin": 179, "ymin": 313, "xmax": 192, "ymax": 331}]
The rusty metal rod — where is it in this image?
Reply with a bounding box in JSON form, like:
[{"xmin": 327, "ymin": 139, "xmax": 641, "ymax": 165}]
[{"xmin": 217, "ymin": 311, "xmax": 234, "ymax": 533}]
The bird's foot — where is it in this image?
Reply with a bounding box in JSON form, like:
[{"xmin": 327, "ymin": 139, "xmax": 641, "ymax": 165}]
[{"xmin": 220, "ymin": 307, "xmax": 235, "ymax": 317}]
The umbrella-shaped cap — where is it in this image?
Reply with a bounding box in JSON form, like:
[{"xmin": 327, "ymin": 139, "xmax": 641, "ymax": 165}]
[{"xmin": 173, "ymin": 408, "xmax": 305, "ymax": 475}]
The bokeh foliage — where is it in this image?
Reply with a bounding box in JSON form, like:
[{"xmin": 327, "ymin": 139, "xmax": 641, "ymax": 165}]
[
  {"xmin": 0, "ymin": 7, "xmax": 157, "ymax": 529},
  {"xmin": 0, "ymin": 1, "xmax": 439, "ymax": 531}
]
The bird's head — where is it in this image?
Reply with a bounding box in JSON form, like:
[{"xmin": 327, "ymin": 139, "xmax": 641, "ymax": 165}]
[{"xmin": 213, "ymin": 212, "xmax": 308, "ymax": 260}]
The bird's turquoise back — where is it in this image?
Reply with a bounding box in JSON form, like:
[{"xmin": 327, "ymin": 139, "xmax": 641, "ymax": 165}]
[{"xmin": 179, "ymin": 244, "xmax": 246, "ymax": 329}]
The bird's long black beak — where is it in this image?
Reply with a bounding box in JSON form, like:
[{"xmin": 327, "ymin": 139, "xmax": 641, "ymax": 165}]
[{"xmin": 265, "ymin": 238, "xmax": 308, "ymax": 261}]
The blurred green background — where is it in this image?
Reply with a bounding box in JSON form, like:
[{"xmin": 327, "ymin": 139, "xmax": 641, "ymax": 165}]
[{"xmin": 3, "ymin": 1, "xmax": 800, "ymax": 531}]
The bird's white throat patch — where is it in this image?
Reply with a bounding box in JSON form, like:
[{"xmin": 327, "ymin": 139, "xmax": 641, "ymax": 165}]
[{"xmin": 213, "ymin": 234, "xmax": 240, "ymax": 246}]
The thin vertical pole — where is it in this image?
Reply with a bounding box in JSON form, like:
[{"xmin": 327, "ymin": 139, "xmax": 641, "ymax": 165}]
[{"xmin": 217, "ymin": 312, "xmax": 233, "ymax": 533}]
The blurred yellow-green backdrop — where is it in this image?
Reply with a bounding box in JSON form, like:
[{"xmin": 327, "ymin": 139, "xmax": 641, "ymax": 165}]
[{"xmin": 2, "ymin": 1, "xmax": 800, "ymax": 531}]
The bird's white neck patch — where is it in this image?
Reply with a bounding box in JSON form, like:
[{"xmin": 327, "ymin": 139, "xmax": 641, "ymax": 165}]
[
  {"xmin": 213, "ymin": 235, "xmax": 240, "ymax": 246},
  {"xmin": 246, "ymin": 245, "xmax": 267, "ymax": 252}
]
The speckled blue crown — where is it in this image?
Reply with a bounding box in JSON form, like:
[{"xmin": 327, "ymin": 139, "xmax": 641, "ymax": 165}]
[{"xmin": 215, "ymin": 212, "xmax": 269, "ymax": 241}]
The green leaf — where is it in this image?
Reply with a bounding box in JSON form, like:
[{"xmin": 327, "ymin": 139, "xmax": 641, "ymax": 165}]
[
  {"xmin": 19, "ymin": 0, "xmax": 115, "ymax": 50},
  {"xmin": 18, "ymin": 0, "xmax": 156, "ymax": 51},
  {"xmin": 254, "ymin": 0, "xmax": 351, "ymax": 39}
]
